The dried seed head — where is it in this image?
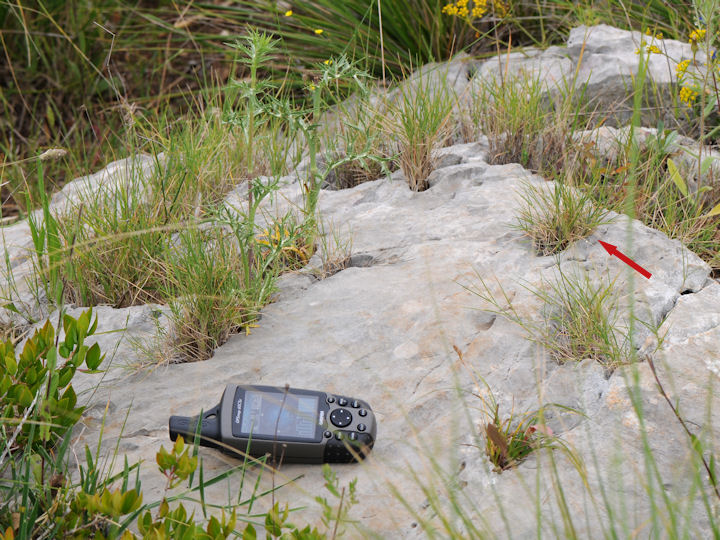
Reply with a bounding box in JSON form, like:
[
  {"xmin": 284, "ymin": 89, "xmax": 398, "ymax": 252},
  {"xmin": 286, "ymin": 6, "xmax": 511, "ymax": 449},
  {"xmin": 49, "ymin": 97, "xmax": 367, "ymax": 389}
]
[{"xmin": 38, "ymin": 148, "xmax": 68, "ymax": 161}]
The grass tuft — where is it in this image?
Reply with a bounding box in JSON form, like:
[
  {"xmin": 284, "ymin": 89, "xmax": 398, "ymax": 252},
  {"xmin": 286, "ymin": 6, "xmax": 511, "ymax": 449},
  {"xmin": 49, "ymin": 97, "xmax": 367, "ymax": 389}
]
[
  {"xmin": 469, "ymin": 266, "xmax": 630, "ymax": 368},
  {"xmin": 388, "ymin": 73, "xmax": 455, "ymax": 191},
  {"xmin": 514, "ymin": 179, "xmax": 611, "ymax": 256},
  {"xmin": 540, "ymin": 269, "xmax": 628, "ymax": 367},
  {"xmin": 160, "ymin": 226, "xmax": 268, "ymax": 362}
]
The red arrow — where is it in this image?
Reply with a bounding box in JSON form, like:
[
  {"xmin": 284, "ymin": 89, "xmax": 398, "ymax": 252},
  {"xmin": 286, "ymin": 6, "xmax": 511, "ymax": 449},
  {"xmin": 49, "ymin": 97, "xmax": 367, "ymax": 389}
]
[{"xmin": 598, "ymin": 241, "xmax": 652, "ymax": 279}]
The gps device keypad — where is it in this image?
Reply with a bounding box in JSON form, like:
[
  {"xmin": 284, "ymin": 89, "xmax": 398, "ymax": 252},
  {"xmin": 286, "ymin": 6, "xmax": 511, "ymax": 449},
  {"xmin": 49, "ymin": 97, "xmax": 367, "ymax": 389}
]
[{"xmin": 330, "ymin": 408, "xmax": 353, "ymax": 427}]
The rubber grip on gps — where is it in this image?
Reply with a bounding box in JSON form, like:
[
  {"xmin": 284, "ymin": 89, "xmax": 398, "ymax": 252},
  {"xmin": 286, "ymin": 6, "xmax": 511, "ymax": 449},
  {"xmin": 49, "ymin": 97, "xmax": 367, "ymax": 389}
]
[{"xmin": 169, "ymin": 405, "xmax": 222, "ymax": 450}]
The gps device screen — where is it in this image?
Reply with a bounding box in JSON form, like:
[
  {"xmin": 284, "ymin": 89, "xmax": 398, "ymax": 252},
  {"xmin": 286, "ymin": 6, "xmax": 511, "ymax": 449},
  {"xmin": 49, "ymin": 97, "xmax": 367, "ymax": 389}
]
[{"xmin": 240, "ymin": 390, "xmax": 319, "ymax": 440}]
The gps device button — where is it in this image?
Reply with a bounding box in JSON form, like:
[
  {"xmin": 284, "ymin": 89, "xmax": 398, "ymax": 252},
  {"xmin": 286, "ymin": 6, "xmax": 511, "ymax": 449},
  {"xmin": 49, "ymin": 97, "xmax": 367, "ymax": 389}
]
[
  {"xmin": 326, "ymin": 396, "xmax": 335, "ymax": 404},
  {"xmin": 330, "ymin": 408, "xmax": 353, "ymax": 428},
  {"xmin": 351, "ymin": 400, "xmax": 360, "ymax": 408},
  {"xmin": 324, "ymin": 430, "xmax": 332, "ymax": 438},
  {"xmin": 335, "ymin": 432, "xmax": 344, "ymax": 440},
  {"xmin": 349, "ymin": 432, "xmax": 358, "ymax": 441},
  {"xmin": 357, "ymin": 423, "xmax": 366, "ymax": 432},
  {"xmin": 358, "ymin": 409, "xmax": 368, "ymax": 417},
  {"xmin": 338, "ymin": 397, "xmax": 348, "ymax": 406}
]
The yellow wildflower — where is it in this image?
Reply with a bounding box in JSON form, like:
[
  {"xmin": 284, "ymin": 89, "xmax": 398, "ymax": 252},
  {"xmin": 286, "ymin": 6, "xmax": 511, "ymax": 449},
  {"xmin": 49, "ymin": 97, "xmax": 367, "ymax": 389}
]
[
  {"xmin": 458, "ymin": 6, "xmax": 469, "ymax": 16},
  {"xmin": 676, "ymin": 59, "xmax": 691, "ymax": 78},
  {"xmin": 457, "ymin": 0, "xmax": 468, "ymax": 6},
  {"xmin": 646, "ymin": 44, "xmax": 661, "ymax": 54},
  {"xmin": 689, "ymin": 28, "xmax": 706, "ymax": 42},
  {"xmin": 285, "ymin": 10, "xmax": 292, "ymax": 16},
  {"xmin": 679, "ymin": 86, "xmax": 698, "ymax": 105},
  {"xmin": 324, "ymin": 59, "xmax": 333, "ymax": 65},
  {"xmin": 442, "ymin": 3, "xmax": 458, "ymax": 15},
  {"xmin": 472, "ymin": 6, "xmax": 486, "ymax": 17},
  {"xmin": 314, "ymin": 28, "xmax": 323, "ymax": 35}
]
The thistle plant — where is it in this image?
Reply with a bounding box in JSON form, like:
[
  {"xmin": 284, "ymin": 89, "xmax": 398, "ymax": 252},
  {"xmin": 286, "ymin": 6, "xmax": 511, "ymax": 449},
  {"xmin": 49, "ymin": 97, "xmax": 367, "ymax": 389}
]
[
  {"xmin": 225, "ymin": 30, "xmax": 280, "ymax": 280},
  {"xmin": 303, "ymin": 56, "xmax": 372, "ymax": 214}
]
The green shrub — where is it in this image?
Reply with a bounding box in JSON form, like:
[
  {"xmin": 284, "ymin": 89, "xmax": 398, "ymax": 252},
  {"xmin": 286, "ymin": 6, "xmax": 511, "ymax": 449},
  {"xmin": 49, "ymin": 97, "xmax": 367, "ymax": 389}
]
[{"xmin": 0, "ymin": 309, "xmax": 102, "ymax": 452}]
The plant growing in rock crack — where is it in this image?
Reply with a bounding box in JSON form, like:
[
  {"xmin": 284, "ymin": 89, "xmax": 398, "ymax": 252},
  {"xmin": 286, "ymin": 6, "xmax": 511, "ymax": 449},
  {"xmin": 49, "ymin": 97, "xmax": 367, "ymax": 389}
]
[
  {"xmin": 320, "ymin": 93, "xmax": 397, "ymax": 189},
  {"xmin": 472, "ymin": 71, "xmax": 589, "ymax": 177},
  {"xmin": 158, "ymin": 225, "xmax": 274, "ymax": 362},
  {"xmin": 387, "ymin": 71, "xmax": 455, "ymax": 191},
  {"xmin": 543, "ymin": 270, "xmax": 629, "ymax": 367},
  {"xmin": 467, "ymin": 265, "xmax": 632, "ymax": 368},
  {"xmin": 300, "ymin": 56, "xmax": 381, "ymax": 214},
  {"xmin": 453, "ymin": 346, "xmax": 576, "ymax": 473},
  {"xmin": 514, "ymin": 179, "xmax": 612, "ymax": 255},
  {"xmin": 311, "ymin": 217, "xmax": 353, "ymax": 279}
]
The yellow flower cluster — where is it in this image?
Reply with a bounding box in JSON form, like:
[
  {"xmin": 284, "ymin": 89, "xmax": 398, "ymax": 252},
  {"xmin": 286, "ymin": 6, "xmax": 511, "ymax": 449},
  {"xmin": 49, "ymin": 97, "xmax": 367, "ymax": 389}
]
[
  {"xmin": 441, "ymin": 0, "xmax": 506, "ymax": 19},
  {"xmin": 634, "ymin": 42, "xmax": 661, "ymax": 55},
  {"xmin": 676, "ymin": 59, "xmax": 691, "ymax": 78},
  {"xmin": 679, "ymin": 86, "xmax": 698, "ymax": 104},
  {"xmin": 472, "ymin": 2, "xmax": 486, "ymax": 18},
  {"xmin": 689, "ymin": 28, "xmax": 706, "ymax": 43},
  {"xmin": 634, "ymin": 28, "xmax": 664, "ymax": 55},
  {"xmin": 635, "ymin": 28, "xmax": 663, "ymax": 54},
  {"xmin": 442, "ymin": 2, "xmax": 458, "ymax": 15}
]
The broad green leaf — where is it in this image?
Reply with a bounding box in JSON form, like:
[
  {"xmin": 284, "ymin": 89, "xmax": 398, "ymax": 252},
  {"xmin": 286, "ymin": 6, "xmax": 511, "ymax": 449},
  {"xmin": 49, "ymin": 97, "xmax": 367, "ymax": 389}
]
[
  {"xmin": 0, "ymin": 374, "xmax": 12, "ymax": 395},
  {"xmin": 61, "ymin": 385, "xmax": 77, "ymax": 410},
  {"xmin": 65, "ymin": 326, "xmax": 77, "ymax": 350},
  {"xmin": 58, "ymin": 366, "xmax": 73, "ymax": 387},
  {"xmin": 15, "ymin": 383, "xmax": 33, "ymax": 408},
  {"xmin": 77, "ymin": 311, "xmax": 90, "ymax": 339},
  {"xmin": 85, "ymin": 343, "xmax": 102, "ymax": 370},
  {"xmin": 666, "ymin": 158, "xmax": 688, "ymax": 197},
  {"xmin": 4, "ymin": 355, "xmax": 17, "ymax": 376},
  {"xmin": 242, "ymin": 523, "xmax": 257, "ymax": 540},
  {"xmin": 63, "ymin": 313, "xmax": 72, "ymax": 333},
  {"xmin": 46, "ymin": 346, "xmax": 57, "ymax": 373},
  {"xmin": 74, "ymin": 345, "xmax": 87, "ymax": 367}
]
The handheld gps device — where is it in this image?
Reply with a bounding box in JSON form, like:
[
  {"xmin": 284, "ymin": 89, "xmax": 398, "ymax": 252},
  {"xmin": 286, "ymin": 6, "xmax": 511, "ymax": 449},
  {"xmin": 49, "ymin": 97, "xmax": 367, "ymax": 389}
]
[{"xmin": 168, "ymin": 384, "xmax": 377, "ymax": 464}]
